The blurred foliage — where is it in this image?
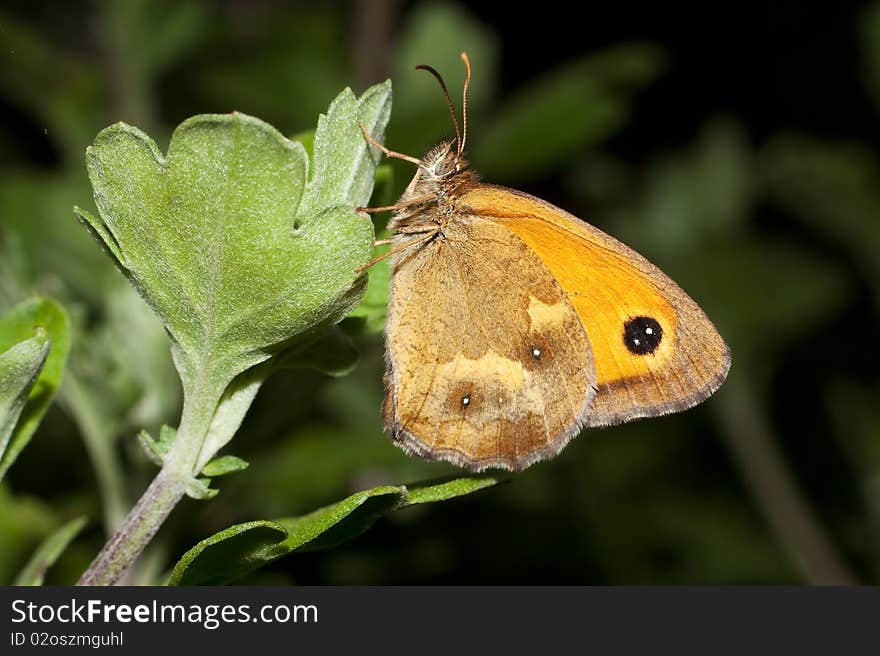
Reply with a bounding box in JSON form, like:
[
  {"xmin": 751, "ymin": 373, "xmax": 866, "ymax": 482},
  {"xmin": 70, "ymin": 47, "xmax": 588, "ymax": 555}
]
[
  {"xmin": 13, "ymin": 515, "xmax": 87, "ymax": 585},
  {"xmin": 0, "ymin": 0, "xmax": 878, "ymax": 585}
]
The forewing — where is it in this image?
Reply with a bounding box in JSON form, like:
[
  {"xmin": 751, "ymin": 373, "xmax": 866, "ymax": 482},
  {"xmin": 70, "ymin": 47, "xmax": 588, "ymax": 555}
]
[{"xmin": 459, "ymin": 185, "xmax": 731, "ymax": 426}]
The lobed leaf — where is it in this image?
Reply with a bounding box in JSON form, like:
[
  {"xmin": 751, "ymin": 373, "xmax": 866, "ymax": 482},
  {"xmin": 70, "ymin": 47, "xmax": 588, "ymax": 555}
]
[{"xmin": 77, "ymin": 82, "xmax": 391, "ymax": 393}]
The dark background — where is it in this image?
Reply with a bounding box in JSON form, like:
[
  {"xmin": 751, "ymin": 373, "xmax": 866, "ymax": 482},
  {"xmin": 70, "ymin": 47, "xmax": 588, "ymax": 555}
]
[{"xmin": 1, "ymin": 0, "xmax": 878, "ymax": 585}]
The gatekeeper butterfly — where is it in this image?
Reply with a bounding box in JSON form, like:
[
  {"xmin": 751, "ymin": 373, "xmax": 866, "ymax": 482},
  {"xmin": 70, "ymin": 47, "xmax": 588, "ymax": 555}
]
[{"xmin": 358, "ymin": 53, "xmax": 731, "ymax": 472}]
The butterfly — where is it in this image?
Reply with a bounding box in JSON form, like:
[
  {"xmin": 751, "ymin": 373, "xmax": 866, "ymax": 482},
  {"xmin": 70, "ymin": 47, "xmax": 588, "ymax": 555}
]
[{"xmin": 358, "ymin": 53, "xmax": 731, "ymax": 472}]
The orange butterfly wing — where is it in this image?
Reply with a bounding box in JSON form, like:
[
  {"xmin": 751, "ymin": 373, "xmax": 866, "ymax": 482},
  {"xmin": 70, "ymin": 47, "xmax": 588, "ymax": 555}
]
[
  {"xmin": 384, "ymin": 218, "xmax": 596, "ymax": 471},
  {"xmin": 458, "ymin": 184, "xmax": 731, "ymax": 426}
]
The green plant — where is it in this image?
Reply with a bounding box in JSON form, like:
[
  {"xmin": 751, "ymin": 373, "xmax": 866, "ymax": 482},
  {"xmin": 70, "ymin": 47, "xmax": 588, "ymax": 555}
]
[
  {"xmin": 2, "ymin": 0, "xmax": 875, "ymax": 588},
  {"xmin": 69, "ymin": 83, "xmax": 500, "ymax": 585},
  {"xmin": 0, "ymin": 298, "xmax": 70, "ymax": 481}
]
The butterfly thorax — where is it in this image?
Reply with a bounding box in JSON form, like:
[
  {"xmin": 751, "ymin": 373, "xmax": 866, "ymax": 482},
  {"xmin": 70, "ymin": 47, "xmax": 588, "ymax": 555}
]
[{"xmin": 387, "ymin": 140, "xmax": 478, "ymax": 236}]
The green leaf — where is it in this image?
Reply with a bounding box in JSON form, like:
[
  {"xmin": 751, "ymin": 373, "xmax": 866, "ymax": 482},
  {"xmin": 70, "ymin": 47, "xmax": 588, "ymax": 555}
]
[
  {"xmin": 405, "ymin": 475, "xmax": 501, "ymax": 504},
  {"xmin": 299, "ymin": 81, "xmax": 392, "ymax": 214},
  {"xmin": 13, "ymin": 516, "xmax": 88, "ymax": 586},
  {"xmin": 290, "ymin": 129, "xmax": 314, "ymax": 159},
  {"xmin": 201, "ymin": 455, "xmax": 249, "ymax": 477},
  {"xmin": 169, "ymin": 475, "xmax": 501, "ymax": 585},
  {"xmin": 0, "ymin": 298, "xmax": 71, "ymax": 480},
  {"xmin": 186, "ymin": 477, "xmax": 218, "ymax": 500},
  {"xmin": 279, "ymin": 485, "xmax": 405, "ymax": 554},
  {"xmin": 77, "ymin": 84, "xmax": 392, "ymax": 485},
  {"xmin": 0, "ymin": 333, "xmax": 49, "ymax": 467},
  {"xmin": 77, "ymin": 84, "xmax": 390, "ymax": 394},
  {"xmin": 192, "ymin": 366, "xmax": 265, "ymax": 473},
  {"xmin": 167, "ymin": 521, "xmax": 288, "ymax": 586},
  {"xmin": 168, "ymin": 486, "xmax": 403, "ymax": 584},
  {"xmin": 137, "ymin": 424, "xmax": 177, "ymax": 466}
]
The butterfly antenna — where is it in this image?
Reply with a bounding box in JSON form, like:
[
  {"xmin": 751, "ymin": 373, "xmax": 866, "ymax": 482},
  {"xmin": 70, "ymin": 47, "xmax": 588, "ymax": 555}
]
[
  {"xmin": 414, "ymin": 64, "xmax": 462, "ymax": 153},
  {"xmin": 459, "ymin": 52, "xmax": 471, "ymax": 157}
]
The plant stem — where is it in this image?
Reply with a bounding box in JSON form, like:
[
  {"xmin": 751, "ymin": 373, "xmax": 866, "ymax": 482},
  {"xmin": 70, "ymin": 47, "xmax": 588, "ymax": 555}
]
[
  {"xmin": 76, "ymin": 465, "xmax": 188, "ymax": 586},
  {"xmin": 77, "ymin": 371, "xmax": 226, "ymax": 586}
]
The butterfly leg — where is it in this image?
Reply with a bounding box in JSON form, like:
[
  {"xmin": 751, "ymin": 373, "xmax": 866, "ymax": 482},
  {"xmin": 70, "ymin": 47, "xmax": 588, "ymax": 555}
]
[
  {"xmin": 374, "ymin": 228, "xmax": 433, "ymax": 247},
  {"xmin": 356, "ymin": 193, "xmax": 437, "ymax": 215},
  {"xmin": 355, "ymin": 232, "xmax": 436, "ymax": 274},
  {"xmin": 359, "ymin": 123, "xmax": 423, "ymax": 166}
]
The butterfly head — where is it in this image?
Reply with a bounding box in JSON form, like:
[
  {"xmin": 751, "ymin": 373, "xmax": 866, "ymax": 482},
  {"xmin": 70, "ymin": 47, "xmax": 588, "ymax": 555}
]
[{"xmin": 420, "ymin": 140, "xmax": 470, "ymax": 182}]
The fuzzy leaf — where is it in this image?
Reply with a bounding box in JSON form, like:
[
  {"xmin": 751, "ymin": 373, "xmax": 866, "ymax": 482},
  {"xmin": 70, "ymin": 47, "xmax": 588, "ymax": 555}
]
[
  {"xmin": 299, "ymin": 81, "xmax": 391, "ymax": 214},
  {"xmin": 201, "ymin": 455, "xmax": 249, "ymax": 477},
  {"xmin": 76, "ymin": 82, "xmax": 390, "ymax": 394},
  {"xmin": 0, "ymin": 333, "xmax": 49, "ymax": 467},
  {"xmin": 0, "ymin": 298, "xmax": 70, "ymax": 480},
  {"xmin": 137, "ymin": 424, "xmax": 177, "ymax": 466},
  {"xmin": 169, "ymin": 475, "xmax": 500, "ymax": 585},
  {"xmin": 405, "ymin": 475, "xmax": 501, "ymax": 504},
  {"xmin": 167, "ymin": 521, "xmax": 288, "ymax": 586},
  {"xmin": 13, "ymin": 516, "xmax": 88, "ymax": 586},
  {"xmin": 186, "ymin": 477, "xmax": 218, "ymax": 500}
]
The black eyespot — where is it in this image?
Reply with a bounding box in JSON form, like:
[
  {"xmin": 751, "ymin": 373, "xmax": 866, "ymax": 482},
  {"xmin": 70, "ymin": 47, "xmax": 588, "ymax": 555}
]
[
  {"xmin": 623, "ymin": 316, "xmax": 663, "ymax": 355},
  {"xmin": 461, "ymin": 394, "xmax": 471, "ymax": 407},
  {"xmin": 530, "ymin": 346, "xmax": 542, "ymax": 359}
]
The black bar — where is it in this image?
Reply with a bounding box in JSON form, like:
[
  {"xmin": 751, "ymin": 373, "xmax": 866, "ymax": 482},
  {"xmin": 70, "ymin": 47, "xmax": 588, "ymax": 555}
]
[{"xmin": 1, "ymin": 586, "xmax": 878, "ymax": 653}]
